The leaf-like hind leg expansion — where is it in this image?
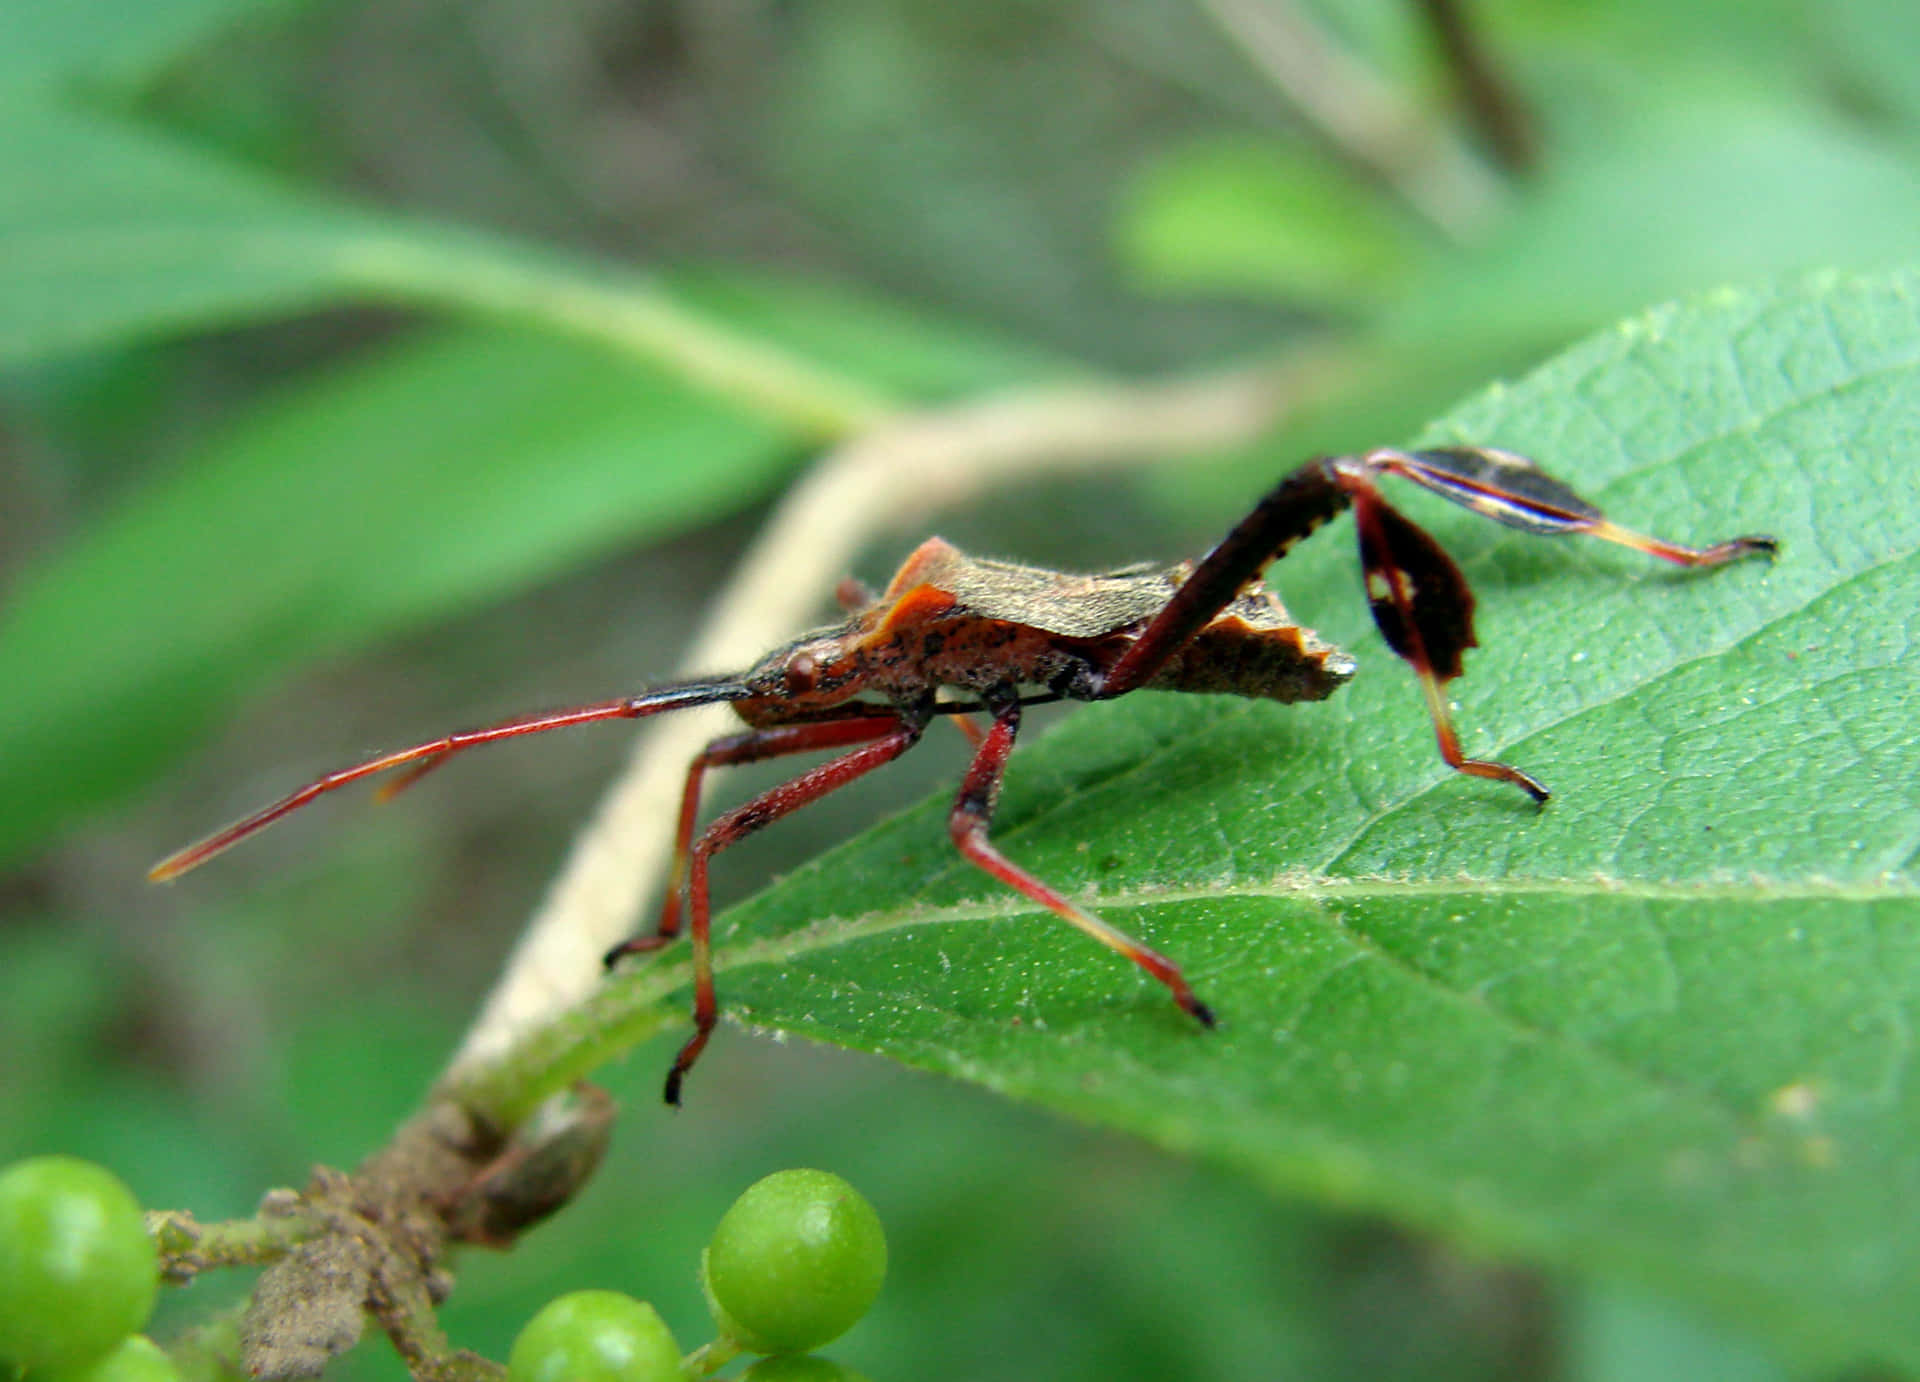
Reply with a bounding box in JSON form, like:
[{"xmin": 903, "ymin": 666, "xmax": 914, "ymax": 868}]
[
  {"xmin": 1090, "ymin": 445, "xmax": 1773, "ymax": 805},
  {"xmin": 613, "ymin": 712, "xmax": 928, "ymax": 1106},
  {"xmin": 1336, "ymin": 468, "xmax": 1550, "ymax": 801},
  {"xmin": 1376, "ymin": 447, "xmax": 1779, "ymax": 565},
  {"xmin": 1333, "ymin": 447, "xmax": 1777, "ymax": 801},
  {"xmin": 948, "ymin": 690, "xmax": 1215, "ymax": 1028}
]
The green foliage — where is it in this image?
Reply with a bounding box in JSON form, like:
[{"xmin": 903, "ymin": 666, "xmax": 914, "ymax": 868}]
[
  {"xmin": 4, "ymin": 2, "xmax": 1919, "ymax": 1380},
  {"xmin": 1118, "ymin": 138, "xmax": 1424, "ymax": 309},
  {"xmin": 1381, "ymin": 106, "xmax": 1920, "ymax": 356},
  {"xmin": 0, "ymin": 1157, "xmax": 157, "ymax": 1375},
  {"xmin": 697, "ymin": 271, "xmax": 1919, "ymax": 1369},
  {"xmin": 0, "ymin": 327, "xmax": 792, "ymax": 865},
  {"xmin": 0, "ymin": 0, "xmax": 288, "ymax": 95},
  {"xmin": 0, "ymin": 104, "xmax": 376, "ymax": 363}
]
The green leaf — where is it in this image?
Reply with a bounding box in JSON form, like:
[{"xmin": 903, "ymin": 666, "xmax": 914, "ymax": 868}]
[
  {"xmin": 0, "ymin": 0, "xmax": 291, "ymax": 95},
  {"xmin": 1565, "ymin": 1284, "xmax": 1792, "ymax": 1382},
  {"xmin": 675, "ymin": 269, "xmax": 1919, "ymax": 1369},
  {"xmin": 1387, "ymin": 105, "xmax": 1920, "ymax": 357},
  {"xmin": 0, "ymin": 107, "xmax": 890, "ymax": 434},
  {"xmin": 0, "ymin": 325, "xmax": 791, "ymax": 866},
  {"xmin": 1818, "ymin": 0, "xmax": 1920, "ymax": 139},
  {"xmin": 0, "ymin": 105, "xmax": 379, "ymax": 361},
  {"xmin": 0, "ymin": 103, "xmax": 1071, "ymax": 863},
  {"xmin": 1115, "ymin": 137, "xmax": 1427, "ymax": 309},
  {"xmin": 660, "ymin": 265, "xmax": 1072, "ymax": 401}
]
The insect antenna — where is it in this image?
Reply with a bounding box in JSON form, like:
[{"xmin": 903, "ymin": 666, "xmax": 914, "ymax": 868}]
[{"xmin": 149, "ymin": 678, "xmax": 758, "ymax": 882}]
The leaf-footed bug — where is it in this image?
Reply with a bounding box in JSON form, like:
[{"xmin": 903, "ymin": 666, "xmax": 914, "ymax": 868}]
[{"xmin": 152, "ymin": 447, "xmax": 1775, "ymax": 1103}]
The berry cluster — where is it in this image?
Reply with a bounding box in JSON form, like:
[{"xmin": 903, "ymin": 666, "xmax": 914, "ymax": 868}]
[
  {"xmin": 512, "ymin": 1168, "xmax": 886, "ymax": 1382},
  {"xmin": 0, "ymin": 1157, "xmax": 169, "ymax": 1382},
  {"xmin": 0, "ymin": 1158, "xmax": 885, "ymax": 1381}
]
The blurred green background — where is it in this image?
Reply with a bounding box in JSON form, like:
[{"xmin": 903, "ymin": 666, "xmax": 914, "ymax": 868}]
[{"xmin": 4, "ymin": 1, "xmax": 1917, "ymax": 1378}]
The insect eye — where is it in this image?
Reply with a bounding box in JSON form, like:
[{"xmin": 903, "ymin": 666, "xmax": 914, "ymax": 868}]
[{"xmin": 785, "ymin": 654, "xmax": 819, "ymax": 692}]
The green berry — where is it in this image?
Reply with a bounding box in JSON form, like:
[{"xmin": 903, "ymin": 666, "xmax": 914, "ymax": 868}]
[
  {"xmin": 741, "ymin": 1356, "xmax": 873, "ymax": 1382},
  {"xmin": 702, "ymin": 1169, "xmax": 886, "ymax": 1356},
  {"xmin": 0, "ymin": 1157, "xmax": 157, "ymax": 1375},
  {"xmin": 45, "ymin": 1334, "xmax": 183, "ymax": 1382},
  {"xmin": 507, "ymin": 1290, "xmax": 680, "ymax": 1382}
]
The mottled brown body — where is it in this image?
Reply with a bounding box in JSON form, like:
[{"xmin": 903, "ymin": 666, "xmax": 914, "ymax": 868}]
[
  {"xmin": 152, "ymin": 446, "xmax": 1775, "ymax": 1105},
  {"xmin": 730, "ymin": 537, "xmax": 1356, "ymax": 727}
]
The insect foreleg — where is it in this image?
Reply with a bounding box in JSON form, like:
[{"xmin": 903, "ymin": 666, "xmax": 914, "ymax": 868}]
[
  {"xmin": 947, "ymin": 689, "xmax": 1215, "ymax": 1028},
  {"xmin": 613, "ymin": 711, "xmax": 928, "ymax": 1106},
  {"xmin": 607, "ymin": 713, "xmax": 912, "ymax": 955}
]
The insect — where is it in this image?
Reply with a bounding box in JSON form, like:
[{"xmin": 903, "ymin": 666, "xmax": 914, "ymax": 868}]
[{"xmin": 152, "ymin": 446, "xmax": 1774, "ymax": 1104}]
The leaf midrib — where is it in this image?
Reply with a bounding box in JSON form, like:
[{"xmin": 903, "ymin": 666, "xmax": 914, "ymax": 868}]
[{"xmin": 666, "ymin": 862, "xmax": 1914, "ymax": 1139}]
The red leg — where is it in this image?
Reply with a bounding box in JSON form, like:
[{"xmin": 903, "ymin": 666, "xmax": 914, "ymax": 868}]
[
  {"xmin": 948, "ymin": 693, "xmax": 1215, "ymax": 1027},
  {"xmin": 947, "ymin": 711, "xmax": 988, "ymax": 752},
  {"xmin": 604, "ymin": 713, "xmax": 908, "ymax": 954},
  {"xmin": 612, "ymin": 712, "xmax": 928, "ymax": 1105}
]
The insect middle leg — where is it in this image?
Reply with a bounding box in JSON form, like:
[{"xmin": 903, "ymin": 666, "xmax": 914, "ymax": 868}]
[
  {"xmin": 606, "ymin": 711, "xmax": 928, "ymax": 1105},
  {"xmin": 948, "ymin": 689, "xmax": 1215, "ymax": 1028}
]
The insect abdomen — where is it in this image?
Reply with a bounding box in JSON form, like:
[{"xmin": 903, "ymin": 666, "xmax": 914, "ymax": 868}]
[{"xmin": 1141, "ymin": 614, "xmax": 1355, "ymax": 702}]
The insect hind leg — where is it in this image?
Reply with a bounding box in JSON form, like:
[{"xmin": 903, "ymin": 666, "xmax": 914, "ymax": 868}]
[
  {"xmin": 1334, "ymin": 446, "xmax": 1775, "ymax": 803},
  {"xmin": 1370, "ymin": 446, "xmax": 1779, "ymax": 564}
]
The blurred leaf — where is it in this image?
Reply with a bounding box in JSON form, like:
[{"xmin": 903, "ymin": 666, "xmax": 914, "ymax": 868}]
[
  {"xmin": 1565, "ymin": 1285, "xmax": 1790, "ymax": 1382},
  {"xmin": 1181, "ymin": 101, "xmax": 1920, "ymax": 492},
  {"xmin": 661, "ymin": 265, "xmax": 1072, "ymax": 401},
  {"xmin": 0, "ymin": 107, "xmax": 890, "ymax": 436},
  {"xmin": 1485, "ymin": 0, "xmax": 1816, "ymax": 77},
  {"xmin": 1388, "ymin": 106, "xmax": 1920, "ymax": 356},
  {"xmin": 0, "ymin": 325, "xmax": 791, "ymax": 865},
  {"xmin": 0, "ymin": 105, "xmax": 382, "ymax": 361},
  {"xmin": 662, "ymin": 269, "xmax": 1920, "ymax": 1369},
  {"xmin": 759, "ymin": 4, "xmax": 1281, "ymax": 369},
  {"xmin": 1116, "ymin": 137, "xmax": 1428, "ymax": 308},
  {"xmin": 0, "ymin": 0, "xmax": 293, "ymax": 95},
  {"xmin": 1818, "ymin": 0, "xmax": 1920, "ymax": 138},
  {"xmin": 0, "ymin": 97, "xmax": 1080, "ymax": 864},
  {"xmin": 0, "ymin": 923, "xmax": 124, "ymax": 1143}
]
